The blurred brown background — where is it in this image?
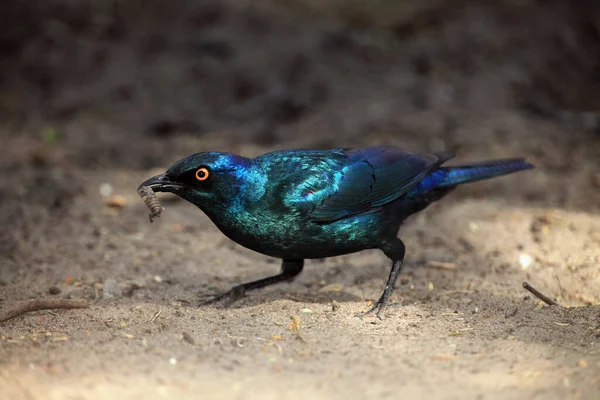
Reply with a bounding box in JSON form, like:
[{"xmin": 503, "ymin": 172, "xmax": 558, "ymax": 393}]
[{"xmin": 1, "ymin": 0, "xmax": 599, "ymax": 163}]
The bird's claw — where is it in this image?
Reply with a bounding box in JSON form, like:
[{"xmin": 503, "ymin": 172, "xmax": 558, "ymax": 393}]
[
  {"xmin": 200, "ymin": 285, "xmax": 246, "ymax": 307},
  {"xmin": 358, "ymin": 300, "xmax": 387, "ymax": 320}
]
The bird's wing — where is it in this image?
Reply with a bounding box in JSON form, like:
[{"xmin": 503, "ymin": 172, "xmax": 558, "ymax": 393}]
[{"xmin": 307, "ymin": 146, "xmax": 454, "ymax": 222}]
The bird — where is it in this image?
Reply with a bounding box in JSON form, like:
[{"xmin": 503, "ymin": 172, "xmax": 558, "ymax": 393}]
[{"xmin": 139, "ymin": 145, "xmax": 533, "ymax": 318}]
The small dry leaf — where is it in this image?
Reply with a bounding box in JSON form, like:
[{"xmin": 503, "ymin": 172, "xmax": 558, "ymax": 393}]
[
  {"xmin": 319, "ymin": 283, "xmax": 344, "ymax": 293},
  {"xmin": 105, "ymin": 194, "xmax": 127, "ymax": 209},
  {"xmin": 271, "ymin": 335, "xmax": 285, "ymax": 341},
  {"xmin": 289, "ymin": 316, "xmax": 301, "ymax": 332},
  {"xmin": 432, "ymin": 354, "xmax": 455, "ymax": 361},
  {"xmin": 428, "ymin": 261, "xmax": 458, "ymax": 271},
  {"xmin": 574, "ymin": 292, "xmax": 598, "ymax": 305},
  {"xmin": 288, "ymin": 316, "xmax": 305, "ymax": 341}
]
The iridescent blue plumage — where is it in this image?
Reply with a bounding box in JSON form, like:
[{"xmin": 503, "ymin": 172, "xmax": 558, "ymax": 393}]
[{"xmin": 139, "ymin": 145, "xmax": 533, "ymax": 318}]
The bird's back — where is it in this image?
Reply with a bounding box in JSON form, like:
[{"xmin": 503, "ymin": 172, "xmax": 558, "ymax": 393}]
[{"xmin": 258, "ymin": 147, "xmax": 449, "ymax": 221}]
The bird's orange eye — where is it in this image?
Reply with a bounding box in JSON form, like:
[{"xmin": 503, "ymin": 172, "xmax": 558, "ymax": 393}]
[{"xmin": 195, "ymin": 167, "xmax": 210, "ymax": 181}]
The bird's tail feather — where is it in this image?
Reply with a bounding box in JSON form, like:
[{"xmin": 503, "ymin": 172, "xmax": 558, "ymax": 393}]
[{"xmin": 437, "ymin": 159, "xmax": 534, "ymax": 187}]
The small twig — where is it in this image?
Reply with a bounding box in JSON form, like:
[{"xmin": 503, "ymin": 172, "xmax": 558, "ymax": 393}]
[
  {"xmin": 522, "ymin": 282, "xmax": 563, "ymax": 307},
  {"xmin": 0, "ymin": 299, "xmax": 89, "ymax": 323},
  {"xmin": 148, "ymin": 310, "xmax": 162, "ymax": 323}
]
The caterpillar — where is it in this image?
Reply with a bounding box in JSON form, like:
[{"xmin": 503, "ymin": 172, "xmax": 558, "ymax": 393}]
[{"xmin": 137, "ymin": 186, "xmax": 163, "ymax": 223}]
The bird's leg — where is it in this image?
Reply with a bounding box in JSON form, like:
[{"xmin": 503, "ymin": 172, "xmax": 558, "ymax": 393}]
[
  {"xmin": 360, "ymin": 238, "xmax": 406, "ymax": 319},
  {"xmin": 201, "ymin": 259, "xmax": 304, "ymax": 306}
]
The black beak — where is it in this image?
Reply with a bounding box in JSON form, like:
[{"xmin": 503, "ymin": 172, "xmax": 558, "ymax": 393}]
[{"xmin": 138, "ymin": 173, "xmax": 184, "ymax": 193}]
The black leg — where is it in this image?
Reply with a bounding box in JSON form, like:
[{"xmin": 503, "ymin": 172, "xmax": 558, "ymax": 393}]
[
  {"xmin": 361, "ymin": 238, "xmax": 406, "ymax": 319},
  {"xmin": 202, "ymin": 259, "xmax": 304, "ymax": 305}
]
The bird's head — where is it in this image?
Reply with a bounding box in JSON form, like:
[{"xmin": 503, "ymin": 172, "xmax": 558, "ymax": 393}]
[{"xmin": 138, "ymin": 152, "xmax": 265, "ymax": 212}]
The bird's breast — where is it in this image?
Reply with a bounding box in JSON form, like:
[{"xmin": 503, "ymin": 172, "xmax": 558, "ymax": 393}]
[{"xmin": 205, "ymin": 206, "xmax": 396, "ymax": 259}]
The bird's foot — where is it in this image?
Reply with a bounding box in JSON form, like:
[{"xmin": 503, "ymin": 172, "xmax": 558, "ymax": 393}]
[
  {"xmin": 200, "ymin": 285, "xmax": 246, "ymax": 307},
  {"xmin": 358, "ymin": 299, "xmax": 389, "ymax": 320}
]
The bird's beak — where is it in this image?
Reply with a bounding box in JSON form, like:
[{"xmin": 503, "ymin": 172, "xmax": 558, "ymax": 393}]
[{"xmin": 138, "ymin": 173, "xmax": 184, "ymax": 193}]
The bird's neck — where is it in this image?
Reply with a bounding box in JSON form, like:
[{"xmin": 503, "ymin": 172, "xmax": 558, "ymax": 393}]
[{"xmin": 201, "ymin": 161, "xmax": 267, "ymax": 215}]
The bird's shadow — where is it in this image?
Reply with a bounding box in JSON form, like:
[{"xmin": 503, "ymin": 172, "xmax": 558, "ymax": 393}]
[{"xmin": 196, "ymin": 287, "xmax": 364, "ymax": 310}]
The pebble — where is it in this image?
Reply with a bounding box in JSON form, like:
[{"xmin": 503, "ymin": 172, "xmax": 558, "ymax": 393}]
[
  {"xmin": 103, "ymin": 278, "xmax": 121, "ymax": 298},
  {"xmin": 519, "ymin": 253, "xmax": 533, "ymax": 269},
  {"xmin": 48, "ymin": 286, "xmax": 61, "ymax": 295},
  {"xmin": 331, "ymin": 300, "xmax": 340, "ymax": 312},
  {"xmin": 99, "ymin": 183, "xmax": 113, "ymax": 198}
]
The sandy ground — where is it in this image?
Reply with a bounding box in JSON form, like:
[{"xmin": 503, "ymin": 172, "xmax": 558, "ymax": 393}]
[{"xmin": 1, "ymin": 1, "xmax": 600, "ymax": 399}]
